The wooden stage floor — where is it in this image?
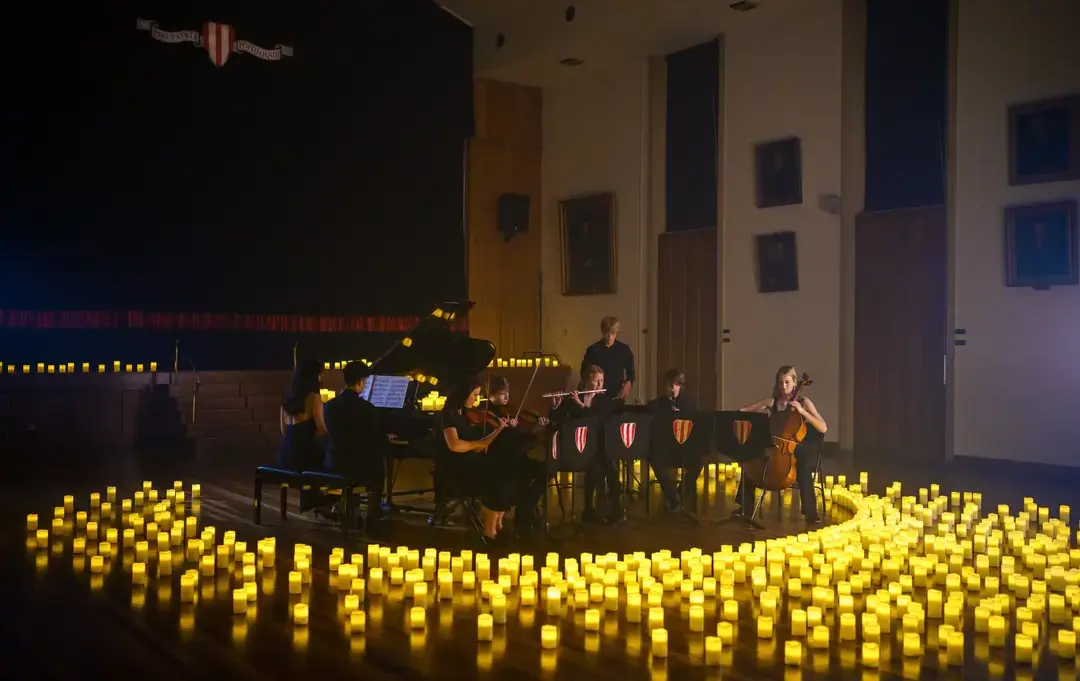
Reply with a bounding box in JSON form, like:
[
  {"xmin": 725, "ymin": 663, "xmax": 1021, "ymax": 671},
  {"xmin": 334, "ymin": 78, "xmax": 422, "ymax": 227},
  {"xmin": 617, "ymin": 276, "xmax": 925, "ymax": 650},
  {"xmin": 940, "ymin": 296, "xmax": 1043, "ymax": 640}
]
[{"xmin": 1, "ymin": 451, "xmax": 1079, "ymax": 681}]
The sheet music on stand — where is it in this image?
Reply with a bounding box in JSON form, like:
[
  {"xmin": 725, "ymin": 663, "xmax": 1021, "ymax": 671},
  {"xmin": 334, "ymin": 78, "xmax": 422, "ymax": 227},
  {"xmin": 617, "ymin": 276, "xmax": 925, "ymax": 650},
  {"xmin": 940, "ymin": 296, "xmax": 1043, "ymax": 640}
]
[{"xmin": 367, "ymin": 375, "xmax": 412, "ymax": 409}]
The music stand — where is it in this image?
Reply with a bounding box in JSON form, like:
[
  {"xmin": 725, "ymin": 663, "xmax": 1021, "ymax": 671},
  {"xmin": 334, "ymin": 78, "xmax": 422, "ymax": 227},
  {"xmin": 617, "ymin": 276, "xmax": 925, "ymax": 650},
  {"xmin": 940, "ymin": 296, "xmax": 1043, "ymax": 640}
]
[{"xmin": 712, "ymin": 410, "xmax": 773, "ymax": 530}]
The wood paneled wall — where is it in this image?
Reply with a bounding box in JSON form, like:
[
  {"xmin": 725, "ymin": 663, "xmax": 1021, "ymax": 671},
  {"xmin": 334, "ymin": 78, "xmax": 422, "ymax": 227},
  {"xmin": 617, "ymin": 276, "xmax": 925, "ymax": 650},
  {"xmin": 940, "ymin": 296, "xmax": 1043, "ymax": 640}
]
[
  {"xmin": 466, "ymin": 79, "xmax": 543, "ymax": 356},
  {"xmin": 656, "ymin": 229, "xmax": 718, "ymax": 409}
]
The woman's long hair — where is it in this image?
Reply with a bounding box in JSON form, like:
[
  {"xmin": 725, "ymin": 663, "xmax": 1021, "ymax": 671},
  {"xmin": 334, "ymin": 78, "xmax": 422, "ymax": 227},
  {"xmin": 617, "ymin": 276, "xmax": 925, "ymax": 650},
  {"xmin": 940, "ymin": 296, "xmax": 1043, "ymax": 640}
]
[
  {"xmin": 282, "ymin": 359, "xmax": 322, "ymax": 416},
  {"xmin": 441, "ymin": 375, "xmax": 483, "ymax": 416},
  {"xmin": 771, "ymin": 365, "xmax": 799, "ymax": 402}
]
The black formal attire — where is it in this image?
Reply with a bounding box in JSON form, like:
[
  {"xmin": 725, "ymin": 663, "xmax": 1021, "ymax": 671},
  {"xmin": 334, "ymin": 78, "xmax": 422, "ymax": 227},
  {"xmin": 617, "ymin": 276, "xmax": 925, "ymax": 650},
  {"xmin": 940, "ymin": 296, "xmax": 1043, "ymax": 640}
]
[
  {"xmin": 437, "ymin": 409, "xmax": 516, "ymax": 512},
  {"xmin": 647, "ymin": 394, "xmax": 703, "ymax": 511},
  {"xmin": 323, "ymin": 388, "xmax": 386, "ymax": 516},
  {"xmin": 485, "ymin": 403, "xmax": 548, "ymax": 530},
  {"xmin": 735, "ymin": 398, "xmax": 822, "ymax": 522},
  {"xmin": 550, "ymin": 392, "xmax": 621, "ymax": 519},
  {"xmin": 580, "ymin": 340, "xmax": 636, "ymax": 399},
  {"xmin": 276, "ymin": 392, "xmax": 323, "ymax": 511}
]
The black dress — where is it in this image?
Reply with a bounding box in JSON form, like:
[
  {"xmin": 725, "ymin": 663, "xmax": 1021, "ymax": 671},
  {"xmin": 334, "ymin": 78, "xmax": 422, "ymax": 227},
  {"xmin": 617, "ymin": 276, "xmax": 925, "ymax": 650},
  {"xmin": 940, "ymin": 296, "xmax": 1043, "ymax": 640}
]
[{"xmin": 437, "ymin": 409, "xmax": 516, "ymax": 512}]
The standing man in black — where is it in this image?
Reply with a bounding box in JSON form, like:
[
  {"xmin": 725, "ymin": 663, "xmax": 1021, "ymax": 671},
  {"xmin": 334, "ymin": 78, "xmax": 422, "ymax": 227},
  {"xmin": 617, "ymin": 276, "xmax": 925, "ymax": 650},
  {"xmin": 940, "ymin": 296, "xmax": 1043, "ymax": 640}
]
[
  {"xmin": 648, "ymin": 368, "xmax": 701, "ymax": 520},
  {"xmin": 323, "ymin": 361, "xmax": 387, "ymax": 527},
  {"xmin": 579, "ymin": 316, "xmax": 635, "ymax": 403}
]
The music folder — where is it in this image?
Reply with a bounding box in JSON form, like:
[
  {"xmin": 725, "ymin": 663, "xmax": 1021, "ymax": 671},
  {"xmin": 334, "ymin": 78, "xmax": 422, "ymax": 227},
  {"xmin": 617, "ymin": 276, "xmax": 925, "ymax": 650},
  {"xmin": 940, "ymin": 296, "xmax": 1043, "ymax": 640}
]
[{"xmin": 713, "ymin": 411, "xmax": 773, "ymax": 463}]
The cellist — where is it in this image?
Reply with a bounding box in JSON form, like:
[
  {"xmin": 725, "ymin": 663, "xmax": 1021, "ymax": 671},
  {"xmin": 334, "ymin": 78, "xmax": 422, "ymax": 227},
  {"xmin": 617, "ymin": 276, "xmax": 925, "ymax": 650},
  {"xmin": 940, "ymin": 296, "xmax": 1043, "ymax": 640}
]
[{"xmin": 735, "ymin": 365, "xmax": 826, "ymax": 525}]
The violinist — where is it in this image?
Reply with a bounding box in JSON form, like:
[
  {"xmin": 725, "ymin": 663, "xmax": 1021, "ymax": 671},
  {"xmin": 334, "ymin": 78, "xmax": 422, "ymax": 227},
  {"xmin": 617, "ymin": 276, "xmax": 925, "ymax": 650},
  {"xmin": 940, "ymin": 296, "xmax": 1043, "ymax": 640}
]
[
  {"xmin": 439, "ymin": 377, "xmax": 515, "ymax": 540},
  {"xmin": 483, "ymin": 376, "xmax": 550, "ymax": 535},
  {"xmin": 735, "ymin": 365, "xmax": 826, "ymax": 525},
  {"xmin": 647, "ymin": 369, "xmax": 701, "ymax": 518},
  {"xmin": 550, "ymin": 365, "xmax": 624, "ymax": 524}
]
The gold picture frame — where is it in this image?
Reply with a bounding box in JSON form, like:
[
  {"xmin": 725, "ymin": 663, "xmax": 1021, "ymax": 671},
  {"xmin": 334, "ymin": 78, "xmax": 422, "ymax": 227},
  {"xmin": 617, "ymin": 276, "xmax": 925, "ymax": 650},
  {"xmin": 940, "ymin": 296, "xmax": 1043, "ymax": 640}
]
[{"xmin": 559, "ymin": 192, "xmax": 616, "ymax": 296}]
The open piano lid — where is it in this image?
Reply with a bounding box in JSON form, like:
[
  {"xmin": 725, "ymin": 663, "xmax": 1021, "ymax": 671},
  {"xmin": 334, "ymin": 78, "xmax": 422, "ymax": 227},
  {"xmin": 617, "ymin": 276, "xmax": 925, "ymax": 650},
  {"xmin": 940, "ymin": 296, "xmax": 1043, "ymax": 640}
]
[{"xmin": 366, "ymin": 302, "xmax": 495, "ymax": 394}]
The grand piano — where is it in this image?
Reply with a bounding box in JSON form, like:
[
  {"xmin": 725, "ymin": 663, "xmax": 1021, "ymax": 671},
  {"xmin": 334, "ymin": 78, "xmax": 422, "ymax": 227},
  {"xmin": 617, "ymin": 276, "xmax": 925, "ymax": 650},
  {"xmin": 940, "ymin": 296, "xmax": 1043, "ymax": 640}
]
[{"xmin": 362, "ymin": 301, "xmax": 496, "ymax": 510}]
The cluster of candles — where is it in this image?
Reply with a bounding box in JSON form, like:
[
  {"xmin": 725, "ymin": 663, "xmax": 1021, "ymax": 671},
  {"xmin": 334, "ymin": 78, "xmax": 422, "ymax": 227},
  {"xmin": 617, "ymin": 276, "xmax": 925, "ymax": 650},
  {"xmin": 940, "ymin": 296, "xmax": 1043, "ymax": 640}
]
[
  {"xmin": 23, "ymin": 474, "xmax": 1080, "ymax": 675},
  {"xmin": 322, "ymin": 360, "xmax": 372, "ymax": 371},
  {"xmin": 490, "ymin": 356, "xmax": 561, "ymax": 369},
  {"xmin": 0, "ymin": 361, "xmax": 159, "ymax": 374}
]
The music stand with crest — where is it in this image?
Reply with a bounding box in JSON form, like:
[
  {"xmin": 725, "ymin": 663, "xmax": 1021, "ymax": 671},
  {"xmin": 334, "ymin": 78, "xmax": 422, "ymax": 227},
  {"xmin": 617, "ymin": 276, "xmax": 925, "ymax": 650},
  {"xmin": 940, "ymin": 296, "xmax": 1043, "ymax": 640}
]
[{"xmin": 712, "ymin": 410, "xmax": 774, "ymax": 530}]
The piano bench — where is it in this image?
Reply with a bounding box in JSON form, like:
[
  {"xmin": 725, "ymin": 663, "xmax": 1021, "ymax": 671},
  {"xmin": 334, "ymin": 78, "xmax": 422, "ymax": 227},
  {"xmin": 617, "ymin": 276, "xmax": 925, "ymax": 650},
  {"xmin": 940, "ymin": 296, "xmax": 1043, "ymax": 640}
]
[{"xmin": 253, "ymin": 466, "xmax": 304, "ymax": 525}]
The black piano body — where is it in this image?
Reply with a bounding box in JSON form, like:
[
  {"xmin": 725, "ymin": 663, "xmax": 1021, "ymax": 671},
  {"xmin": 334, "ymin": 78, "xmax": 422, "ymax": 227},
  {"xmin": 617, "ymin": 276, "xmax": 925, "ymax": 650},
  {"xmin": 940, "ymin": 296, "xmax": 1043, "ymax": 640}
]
[{"xmin": 362, "ymin": 302, "xmax": 496, "ymax": 509}]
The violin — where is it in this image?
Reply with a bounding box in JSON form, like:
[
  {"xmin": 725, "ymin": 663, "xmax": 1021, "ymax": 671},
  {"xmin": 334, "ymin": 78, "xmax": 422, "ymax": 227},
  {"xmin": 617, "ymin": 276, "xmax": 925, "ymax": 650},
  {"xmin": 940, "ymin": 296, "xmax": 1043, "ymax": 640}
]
[
  {"xmin": 742, "ymin": 373, "xmax": 813, "ymax": 491},
  {"xmin": 465, "ymin": 407, "xmax": 504, "ymax": 434}
]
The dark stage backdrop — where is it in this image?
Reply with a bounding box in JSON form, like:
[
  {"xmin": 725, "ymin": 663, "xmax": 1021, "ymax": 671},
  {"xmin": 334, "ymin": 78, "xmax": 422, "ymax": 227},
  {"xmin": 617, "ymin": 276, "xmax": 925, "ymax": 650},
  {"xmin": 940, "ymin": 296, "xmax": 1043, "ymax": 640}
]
[
  {"xmin": 0, "ymin": 0, "xmax": 472, "ymax": 316},
  {"xmin": 0, "ymin": 1, "xmax": 473, "ymax": 368}
]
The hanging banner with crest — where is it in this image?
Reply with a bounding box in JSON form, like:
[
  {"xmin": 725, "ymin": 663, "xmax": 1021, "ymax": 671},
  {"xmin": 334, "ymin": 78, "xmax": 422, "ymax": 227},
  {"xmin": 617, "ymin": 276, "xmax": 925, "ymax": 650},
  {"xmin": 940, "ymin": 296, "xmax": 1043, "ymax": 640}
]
[{"xmin": 136, "ymin": 18, "xmax": 294, "ymax": 67}]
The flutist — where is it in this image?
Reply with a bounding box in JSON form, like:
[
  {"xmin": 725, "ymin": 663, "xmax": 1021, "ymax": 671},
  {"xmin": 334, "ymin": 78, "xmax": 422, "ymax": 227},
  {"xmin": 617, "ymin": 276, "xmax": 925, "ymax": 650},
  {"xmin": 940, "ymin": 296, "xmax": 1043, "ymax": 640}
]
[{"xmin": 549, "ymin": 365, "xmax": 624, "ymax": 525}]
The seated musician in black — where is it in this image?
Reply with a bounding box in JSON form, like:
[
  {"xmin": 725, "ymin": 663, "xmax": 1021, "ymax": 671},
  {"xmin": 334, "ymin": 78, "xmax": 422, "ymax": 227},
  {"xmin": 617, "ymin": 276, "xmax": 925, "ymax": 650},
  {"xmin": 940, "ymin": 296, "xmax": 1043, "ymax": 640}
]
[
  {"xmin": 550, "ymin": 365, "xmax": 623, "ymax": 524},
  {"xmin": 484, "ymin": 375, "xmax": 550, "ymax": 534},
  {"xmin": 277, "ymin": 359, "xmax": 327, "ymax": 513},
  {"xmin": 439, "ymin": 378, "xmax": 515, "ymax": 540},
  {"xmin": 323, "ymin": 361, "xmax": 387, "ymax": 524},
  {"xmin": 647, "ymin": 368, "xmax": 701, "ymax": 519},
  {"xmin": 735, "ymin": 365, "xmax": 826, "ymax": 525}
]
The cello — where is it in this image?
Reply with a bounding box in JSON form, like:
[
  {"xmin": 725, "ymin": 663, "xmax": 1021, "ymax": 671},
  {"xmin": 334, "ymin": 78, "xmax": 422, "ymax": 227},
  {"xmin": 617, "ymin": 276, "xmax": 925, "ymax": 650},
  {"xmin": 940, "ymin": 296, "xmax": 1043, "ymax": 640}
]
[{"xmin": 741, "ymin": 373, "xmax": 813, "ymax": 491}]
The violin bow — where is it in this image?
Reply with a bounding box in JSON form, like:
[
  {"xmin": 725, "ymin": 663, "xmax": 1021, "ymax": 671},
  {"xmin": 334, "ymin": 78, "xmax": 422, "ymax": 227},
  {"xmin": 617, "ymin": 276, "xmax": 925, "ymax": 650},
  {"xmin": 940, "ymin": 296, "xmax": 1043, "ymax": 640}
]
[{"xmin": 511, "ymin": 351, "xmax": 545, "ymax": 421}]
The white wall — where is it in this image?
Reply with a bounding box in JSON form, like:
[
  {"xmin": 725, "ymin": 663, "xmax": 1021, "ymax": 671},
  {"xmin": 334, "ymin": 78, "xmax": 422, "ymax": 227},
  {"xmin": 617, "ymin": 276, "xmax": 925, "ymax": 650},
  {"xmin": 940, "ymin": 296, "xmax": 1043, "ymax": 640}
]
[
  {"xmin": 952, "ymin": 0, "xmax": 1080, "ymax": 465},
  {"xmin": 720, "ymin": 0, "xmax": 844, "ymax": 439},
  {"xmin": 540, "ymin": 60, "xmax": 651, "ymax": 393}
]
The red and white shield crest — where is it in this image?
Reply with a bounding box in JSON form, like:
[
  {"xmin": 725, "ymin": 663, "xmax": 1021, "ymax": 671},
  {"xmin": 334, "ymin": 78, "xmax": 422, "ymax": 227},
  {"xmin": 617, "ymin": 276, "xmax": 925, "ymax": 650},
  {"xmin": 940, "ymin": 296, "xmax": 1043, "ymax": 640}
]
[
  {"xmin": 202, "ymin": 22, "xmax": 236, "ymax": 67},
  {"xmin": 551, "ymin": 431, "xmax": 559, "ymax": 460},
  {"xmin": 673, "ymin": 419, "xmax": 693, "ymax": 445},
  {"xmin": 733, "ymin": 419, "xmax": 752, "ymax": 445},
  {"xmin": 574, "ymin": 426, "xmax": 588, "ymax": 453},
  {"xmin": 620, "ymin": 422, "xmax": 637, "ymax": 448}
]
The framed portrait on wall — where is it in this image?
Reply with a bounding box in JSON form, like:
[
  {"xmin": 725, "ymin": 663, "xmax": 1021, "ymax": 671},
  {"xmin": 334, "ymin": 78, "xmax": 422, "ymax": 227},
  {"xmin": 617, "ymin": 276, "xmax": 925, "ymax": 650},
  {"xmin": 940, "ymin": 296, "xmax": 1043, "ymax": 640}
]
[
  {"xmin": 754, "ymin": 137, "xmax": 803, "ymax": 208},
  {"xmin": 559, "ymin": 192, "xmax": 616, "ymax": 296},
  {"xmin": 1008, "ymin": 94, "xmax": 1080, "ymax": 186},
  {"xmin": 1004, "ymin": 200, "xmax": 1078, "ymax": 290},
  {"xmin": 755, "ymin": 230, "xmax": 799, "ymax": 293}
]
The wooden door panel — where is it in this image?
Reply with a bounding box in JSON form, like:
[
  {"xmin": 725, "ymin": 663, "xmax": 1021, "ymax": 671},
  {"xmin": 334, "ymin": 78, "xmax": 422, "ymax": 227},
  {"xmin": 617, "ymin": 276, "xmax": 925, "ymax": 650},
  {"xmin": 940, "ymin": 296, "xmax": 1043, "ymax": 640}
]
[
  {"xmin": 854, "ymin": 206, "xmax": 947, "ymax": 460},
  {"xmin": 656, "ymin": 229, "xmax": 718, "ymax": 409}
]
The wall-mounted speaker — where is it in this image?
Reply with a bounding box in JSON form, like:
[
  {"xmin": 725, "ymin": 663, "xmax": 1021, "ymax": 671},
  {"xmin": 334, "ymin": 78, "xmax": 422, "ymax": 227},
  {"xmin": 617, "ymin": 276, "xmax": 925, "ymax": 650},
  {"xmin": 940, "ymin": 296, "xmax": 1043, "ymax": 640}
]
[{"xmin": 497, "ymin": 193, "xmax": 530, "ymax": 242}]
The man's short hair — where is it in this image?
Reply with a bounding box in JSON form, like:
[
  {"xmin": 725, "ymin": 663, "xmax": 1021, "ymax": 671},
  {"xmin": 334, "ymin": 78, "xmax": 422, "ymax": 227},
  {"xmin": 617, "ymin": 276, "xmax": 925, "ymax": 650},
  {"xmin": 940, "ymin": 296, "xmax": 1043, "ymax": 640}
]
[
  {"xmin": 342, "ymin": 361, "xmax": 372, "ymax": 386},
  {"xmin": 600, "ymin": 316, "xmax": 620, "ymax": 333}
]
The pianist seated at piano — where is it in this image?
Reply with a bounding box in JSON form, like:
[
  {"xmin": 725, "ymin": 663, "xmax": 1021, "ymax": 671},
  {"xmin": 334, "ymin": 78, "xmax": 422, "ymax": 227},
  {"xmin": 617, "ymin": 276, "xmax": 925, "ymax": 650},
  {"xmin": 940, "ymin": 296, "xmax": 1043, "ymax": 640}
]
[
  {"xmin": 734, "ymin": 365, "xmax": 826, "ymax": 525},
  {"xmin": 647, "ymin": 368, "xmax": 702, "ymax": 518},
  {"xmin": 484, "ymin": 376, "xmax": 550, "ymax": 535},
  {"xmin": 278, "ymin": 359, "xmax": 328, "ymax": 512},
  {"xmin": 322, "ymin": 361, "xmax": 389, "ymax": 525},
  {"xmin": 439, "ymin": 377, "xmax": 520, "ymax": 541},
  {"xmin": 550, "ymin": 365, "xmax": 624, "ymax": 525}
]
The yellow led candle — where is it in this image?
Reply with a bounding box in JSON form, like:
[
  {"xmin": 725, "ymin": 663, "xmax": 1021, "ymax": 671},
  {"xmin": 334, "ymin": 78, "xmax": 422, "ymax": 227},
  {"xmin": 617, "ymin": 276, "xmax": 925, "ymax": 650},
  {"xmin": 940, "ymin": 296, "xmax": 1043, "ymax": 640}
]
[
  {"xmin": 717, "ymin": 621, "xmax": 734, "ymax": 645},
  {"xmin": 26, "ymin": 514, "xmax": 38, "ymax": 532},
  {"xmin": 409, "ymin": 606, "xmax": 426, "ymax": 629},
  {"xmin": 122, "ymin": 528, "xmax": 135, "ymax": 548},
  {"xmin": 180, "ymin": 574, "xmax": 196, "ymax": 602},
  {"xmin": 461, "ymin": 571, "xmax": 475, "ymax": 591},
  {"xmin": 722, "ymin": 599, "xmax": 739, "ymax": 621},
  {"xmin": 705, "ymin": 636, "xmax": 722, "ymax": 665},
  {"xmin": 1015, "ymin": 633, "xmax": 1033, "ymax": 663},
  {"xmin": 72, "ymin": 537, "xmax": 86, "ymax": 554},
  {"xmin": 231, "ymin": 588, "xmax": 248, "ymax": 614},
  {"xmin": 1060, "ymin": 630, "xmax": 1077, "ymax": 659},
  {"xmin": 541, "ymin": 624, "xmax": 558, "ymax": 649},
  {"xmin": 585, "ymin": 608, "xmax": 600, "ymax": 632},
  {"xmin": 199, "ymin": 554, "xmax": 215, "ymax": 576},
  {"xmin": 546, "ymin": 586, "xmax": 561, "ymax": 615},
  {"xmin": 946, "ymin": 631, "xmax": 964, "ymax": 665},
  {"xmin": 50, "ymin": 517, "xmax": 62, "ymax": 533},
  {"xmin": 516, "ymin": 584, "xmax": 533, "ymax": 607},
  {"xmin": 791, "ymin": 608, "xmax": 807, "ymax": 636},
  {"xmin": 90, "ymin": 555, "xmax": 104, "ymax": 573},
  {"xmin": 648, "ymin": 607, "xmax": 664, "ymax": 630},
  {"xmin": 191, "ymin": 484, "xmax": 200, "ymax": 498},
  {"xmin": 347, "ymin": 610, "xmax": 366, "ymax": 634},
  {"xmin": 98, "ymin": 541, "xmax": 112, "ymax": 558},
  {"xmin": 158, "ymin": 551, "xmax": 173, "ymax": 576},
  {"xmin": 784, "ymin": 640, "xmax": 802, "ymax": 665},
  {"xmin": 902, "ymin": 632, "xmax": 921, "ymax": 656},
  {"xmin": 652, "ymin": 628, "xmax": 669, "ymax": 657},
  {"xmin": 862, "ymin": 641, "xmax": 879, "ymax": 667},
  {"xmin": 810, "ymin": 626, "xmax": 830, "ymax": 649},
  {"xmin": 134, "ymin": 541, "xmax": 148, "ymax": 561},
  {"xmin": 132, "ymin": 562, "xmax": 148, "ymax": 585},
  {"xmin": 288, "ymin": 571, "xmax": 302, "ymax": 594},
  {"xmin": 476, "ymin": 612, "xmax": 494, "ymax": 641},
  {"xmin": 626, "ymin": 592, "xmax": 642, "ymax": 623},
  {"xmin": 757, "ymin": 616, "xmax": 774, "ymax": 638},
  {"xmin": 293, "ymin": 603, "xmax": 309, "ymax": 626},
  {"xmin": 75, "ymin": 511, "xmax": 87, "ymax": 528}
]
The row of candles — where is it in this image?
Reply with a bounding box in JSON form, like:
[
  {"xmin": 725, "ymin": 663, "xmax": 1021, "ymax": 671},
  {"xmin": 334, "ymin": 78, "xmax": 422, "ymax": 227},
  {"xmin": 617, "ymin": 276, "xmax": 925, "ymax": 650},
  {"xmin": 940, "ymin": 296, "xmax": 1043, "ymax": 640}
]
[
  {"xmin": 490, "ymin": 356, "xmax": 562, "ymax": 369},
  {"xmin": 25, "ymin": 475, "xmax": 1080, "ymax": 673},
  {"xmin": 0, "ymin": 361, "xmax": 159, "ymax": 374}
]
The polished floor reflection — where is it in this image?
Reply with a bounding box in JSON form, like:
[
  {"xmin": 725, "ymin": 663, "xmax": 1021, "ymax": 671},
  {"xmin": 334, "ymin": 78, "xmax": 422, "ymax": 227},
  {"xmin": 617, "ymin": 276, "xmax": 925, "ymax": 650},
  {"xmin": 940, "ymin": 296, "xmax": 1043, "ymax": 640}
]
[{"xmin": 2, "ymin": 454, "xmax": 1080, "ymax": 681}]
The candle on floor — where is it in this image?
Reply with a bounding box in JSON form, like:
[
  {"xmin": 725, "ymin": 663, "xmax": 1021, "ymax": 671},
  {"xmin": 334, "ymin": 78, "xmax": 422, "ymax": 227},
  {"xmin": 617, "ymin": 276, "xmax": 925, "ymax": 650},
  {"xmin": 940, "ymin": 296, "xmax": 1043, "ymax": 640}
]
[
  {"xmin": 810, "ymin": 626, "xmax": 829, "ymax": 649},
  {"xmin": 546, "ymin": 586, "xmax": 561, "ymax": 615},
  {"xmin": 652, "ymin": 628, "xmax": 669, "ymax": 658},
  {"xmin": 409, "ymin": 606, "xmax": 425, "ymax": 630},
  {"xmin": 232, "ymin": 589, "xmax": 247, "ymax": 614},
  {"xmin": 1060, "ymin": 630, "xmax": 1077, "ymax": 659},
  {"xmin": 369, "ymin": 568, "xmax": 384, "ymax": 595},
  {"xmin": 902, "ymin": 632, "xmax": 921, "ymax": 656},
  {"xmin": 784, "ymin": 640, "xmax": 802, "ymax": 665},
  {"xmin": 199, "ymin": 555, "xmax": 215, "ymax": 577},
  {"xmin": 648, "ymin": 607, "xmax": 664, "ymax": 630},
  {"xmin": 478, "ymin": 613, "xmax": 494, "ymax": 641},
  {"xmin": 293, "ymin": 603, "xmax": 309, "ymax": 626},
  {"xmin": 626, "ymin": 592, "xmax": 642, "ymax": 623},
  {"xmin": 862, "ymin": 641, "xmax": 879, "ymax": 667},
  {"xmin": 705, "ymin": 636, "xmax": 722, "ymax": 666},
  {"xmin": 1015, "ymin": 633, "xmax": 1033, "ymax": 663},
  {"xmin": 349, "ymin": 610, "xmax": 366, "ymax": 634},
  {"xmin": 132, "ymin": 562, "xmax": 148, "ymax": 585},
  {"xmin": 180, "ymin": 574, "xmax": 196, "ymax": 602},
  {"xmin": 491, "ymin": 594, "xmax": 506, "ymax": 624},
  {"xmin": 757, "ymin": 616, "xmax": 774, "ymax": 638},
  {"xmin": 946, "ymin": 631, "xmax": 964, "ymax": 665},
  {"xmin": 288, "ymin": 571, "xmax": 303, "ymax": 595},
  {"xmin": 585, "ymin": 609, "xmax": 600, "ymax": 632},
  {"xmin": 540, "ymin": 624, "xmax": 558, "ymax": 649},
  {"xmin": 90, "ymin": 555, "xmax": 104, "ymax": 574},
  {"xmin": 72, "ymin": 537, "xmax": 86, "ymax": 554}
]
